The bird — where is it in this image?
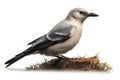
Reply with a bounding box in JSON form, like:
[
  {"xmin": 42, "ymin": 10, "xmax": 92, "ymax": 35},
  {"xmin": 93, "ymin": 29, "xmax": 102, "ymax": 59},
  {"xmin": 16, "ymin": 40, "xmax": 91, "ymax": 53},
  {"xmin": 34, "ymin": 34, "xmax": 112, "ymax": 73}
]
[{"xmin": 5, "ymin": 8, "xmax": 99, "ymax": 68}]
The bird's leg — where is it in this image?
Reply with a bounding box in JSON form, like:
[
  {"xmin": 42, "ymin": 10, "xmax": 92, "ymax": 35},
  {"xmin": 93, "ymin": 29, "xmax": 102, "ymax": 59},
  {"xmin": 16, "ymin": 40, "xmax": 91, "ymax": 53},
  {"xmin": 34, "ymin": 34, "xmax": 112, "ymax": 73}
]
[{"xmin": 56, "ymin": 55, "xmax": 68, "ymax": 59}]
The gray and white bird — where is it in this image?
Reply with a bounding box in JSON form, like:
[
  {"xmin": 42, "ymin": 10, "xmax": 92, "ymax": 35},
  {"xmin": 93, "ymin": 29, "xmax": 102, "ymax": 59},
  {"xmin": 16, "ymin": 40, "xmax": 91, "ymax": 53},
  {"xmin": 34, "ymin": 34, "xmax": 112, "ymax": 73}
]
[{"xmin": 5, "ymin": 8, "xmax": 99, "ymax": 68}]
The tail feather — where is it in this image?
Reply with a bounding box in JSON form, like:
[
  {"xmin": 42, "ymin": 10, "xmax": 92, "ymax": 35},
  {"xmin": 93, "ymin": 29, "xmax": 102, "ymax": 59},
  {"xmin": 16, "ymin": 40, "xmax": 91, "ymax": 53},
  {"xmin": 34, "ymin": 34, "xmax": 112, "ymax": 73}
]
[
  {"xmin": 5, "ymin": 53, "xmax": 27, "ymax": 68},
  {"xmin": 5, "ymin": 47, "xmax": 36, "ymax": 68}
]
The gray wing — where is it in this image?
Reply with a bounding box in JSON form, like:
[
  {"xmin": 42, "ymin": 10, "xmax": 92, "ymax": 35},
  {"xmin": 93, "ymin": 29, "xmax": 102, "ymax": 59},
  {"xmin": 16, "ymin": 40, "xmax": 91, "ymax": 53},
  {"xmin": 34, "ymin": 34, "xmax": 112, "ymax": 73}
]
[
  {"xmin": 28, "ymin": 23, "xmax": 73, "ymax": 49},
  {"xmin": 47, "ymin": 23, "xmax": 73, "ymax": 42}
]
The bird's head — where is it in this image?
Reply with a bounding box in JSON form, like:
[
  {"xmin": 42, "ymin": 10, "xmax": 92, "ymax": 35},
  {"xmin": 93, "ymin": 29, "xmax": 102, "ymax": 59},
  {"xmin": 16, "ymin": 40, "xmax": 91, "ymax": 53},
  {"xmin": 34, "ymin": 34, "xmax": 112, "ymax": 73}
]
[{"xmin": 66, "ymin": 8, "xmax": 99, "ymax": 23}]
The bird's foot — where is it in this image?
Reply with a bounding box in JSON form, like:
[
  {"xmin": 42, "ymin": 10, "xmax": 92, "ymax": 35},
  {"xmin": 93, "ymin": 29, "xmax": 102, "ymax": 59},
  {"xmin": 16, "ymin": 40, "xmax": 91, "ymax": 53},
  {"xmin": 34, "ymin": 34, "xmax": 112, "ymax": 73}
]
[{"xmin": 56, "ymin": 55, "xmax": 68, "ymax": 59}]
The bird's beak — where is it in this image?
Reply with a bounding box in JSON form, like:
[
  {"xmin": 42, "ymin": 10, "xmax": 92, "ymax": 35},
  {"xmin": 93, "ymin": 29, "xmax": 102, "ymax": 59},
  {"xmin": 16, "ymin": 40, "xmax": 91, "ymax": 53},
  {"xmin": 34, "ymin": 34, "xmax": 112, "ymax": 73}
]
[{"xmin": 88, "ymin": 13, "xmax": 99, "ymax": 17}]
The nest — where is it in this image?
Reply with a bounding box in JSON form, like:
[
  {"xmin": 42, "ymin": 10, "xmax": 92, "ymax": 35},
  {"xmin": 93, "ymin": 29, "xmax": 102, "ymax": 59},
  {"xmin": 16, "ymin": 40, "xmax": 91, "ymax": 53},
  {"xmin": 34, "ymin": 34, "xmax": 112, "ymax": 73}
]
[{"xmin": 26, "ymin": 55, "xmax": 112, "ymax": 71}]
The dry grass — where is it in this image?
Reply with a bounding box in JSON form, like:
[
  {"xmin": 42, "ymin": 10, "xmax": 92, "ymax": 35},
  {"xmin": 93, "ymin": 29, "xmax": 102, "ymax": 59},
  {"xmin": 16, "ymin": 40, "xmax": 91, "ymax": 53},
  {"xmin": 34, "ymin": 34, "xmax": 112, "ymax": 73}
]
[{"xmin": 26, "ymin": 55, "xmax": 112, "ymax": 71}]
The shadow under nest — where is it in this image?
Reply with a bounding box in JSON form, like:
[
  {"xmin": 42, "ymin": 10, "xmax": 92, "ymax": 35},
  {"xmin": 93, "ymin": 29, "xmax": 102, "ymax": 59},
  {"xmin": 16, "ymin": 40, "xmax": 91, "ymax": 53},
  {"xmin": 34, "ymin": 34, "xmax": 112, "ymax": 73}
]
[{"xmin": 26, "ymin": 55, "xmax": 112, "ymax": 71}]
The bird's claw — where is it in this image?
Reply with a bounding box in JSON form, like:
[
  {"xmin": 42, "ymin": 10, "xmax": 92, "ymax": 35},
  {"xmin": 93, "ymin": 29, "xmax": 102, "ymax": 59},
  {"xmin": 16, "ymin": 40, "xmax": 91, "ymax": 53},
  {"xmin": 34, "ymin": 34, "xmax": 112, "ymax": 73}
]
[{"xmin": 56, "ymin": 55, "xmax": 68, "ymax": 59}]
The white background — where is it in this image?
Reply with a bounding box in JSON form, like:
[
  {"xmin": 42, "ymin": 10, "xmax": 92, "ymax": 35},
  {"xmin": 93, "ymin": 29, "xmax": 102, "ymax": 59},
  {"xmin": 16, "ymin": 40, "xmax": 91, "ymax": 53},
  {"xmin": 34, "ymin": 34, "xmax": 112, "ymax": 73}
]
[{"xmin": 0, "ymin": 0, "xmax": 120, "ymax": 80}]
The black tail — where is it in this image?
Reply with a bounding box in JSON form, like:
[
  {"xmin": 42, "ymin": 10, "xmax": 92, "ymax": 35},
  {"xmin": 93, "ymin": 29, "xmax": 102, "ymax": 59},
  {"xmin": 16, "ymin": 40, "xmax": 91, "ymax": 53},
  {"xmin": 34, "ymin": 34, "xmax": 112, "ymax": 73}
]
[{"xmin": 5, "ymin": 47, "xmax": 36, "ymax": 68}]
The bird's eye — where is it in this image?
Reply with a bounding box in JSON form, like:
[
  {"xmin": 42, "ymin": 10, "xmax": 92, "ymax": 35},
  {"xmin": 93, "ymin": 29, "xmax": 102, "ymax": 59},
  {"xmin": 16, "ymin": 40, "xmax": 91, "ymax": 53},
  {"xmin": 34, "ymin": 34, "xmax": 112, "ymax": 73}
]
[{"xmin": 79, "ymin": 11, "xmax": 84, "ymax": 14}]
